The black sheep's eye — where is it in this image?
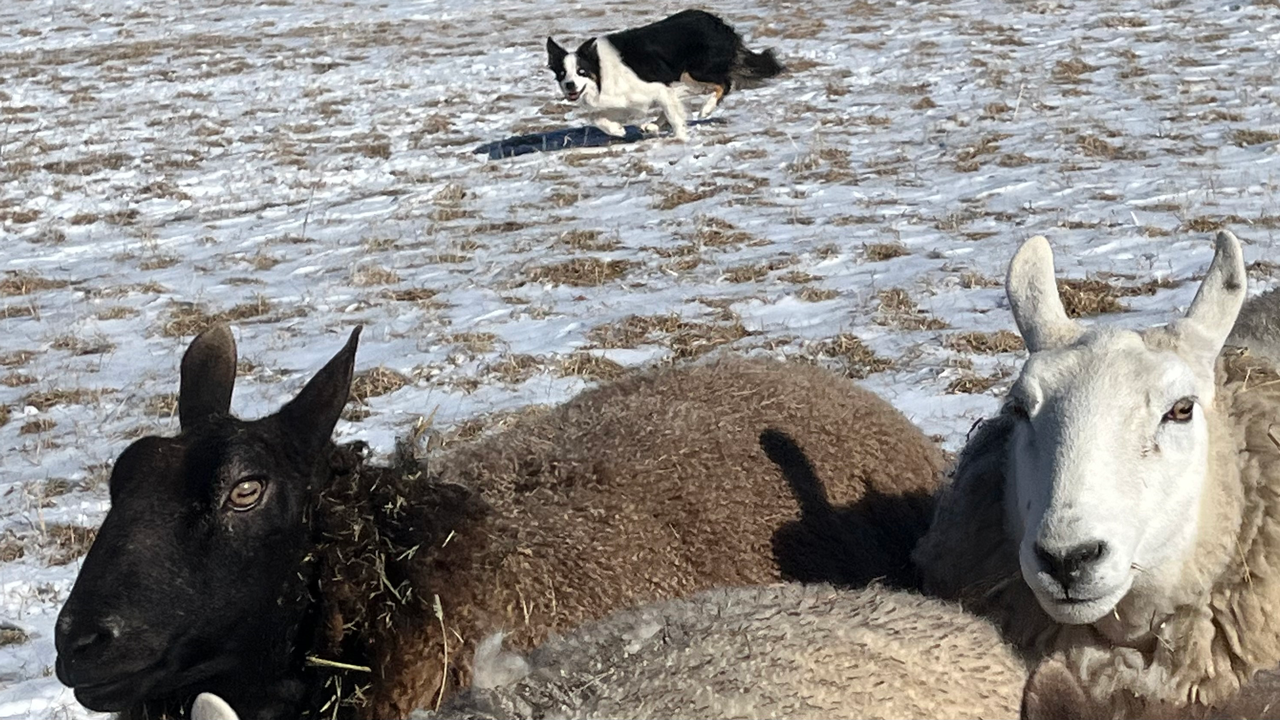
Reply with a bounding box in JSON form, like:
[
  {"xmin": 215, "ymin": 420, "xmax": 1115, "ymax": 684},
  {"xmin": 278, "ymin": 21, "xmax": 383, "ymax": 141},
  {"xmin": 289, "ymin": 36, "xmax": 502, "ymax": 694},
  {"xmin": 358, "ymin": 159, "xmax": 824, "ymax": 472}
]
[
  {"xmin": 225, "ymin": 478, "xmax": 266, "ymax": 511},
  {"xmin": 1006, "ymin": 399, "xmax": 1029, "ymax": 420},
  {"xmin": 1163, "ymin": 397, "xmax": 1195, "ymax": 424}
]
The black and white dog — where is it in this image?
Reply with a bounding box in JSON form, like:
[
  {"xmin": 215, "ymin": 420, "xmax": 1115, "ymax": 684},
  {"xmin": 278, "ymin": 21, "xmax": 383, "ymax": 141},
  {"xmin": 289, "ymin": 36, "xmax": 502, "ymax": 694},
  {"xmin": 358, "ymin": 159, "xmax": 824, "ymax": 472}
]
[{"xmin": 546, "ymin": 10, "xmax": 783, "ymax": 141}]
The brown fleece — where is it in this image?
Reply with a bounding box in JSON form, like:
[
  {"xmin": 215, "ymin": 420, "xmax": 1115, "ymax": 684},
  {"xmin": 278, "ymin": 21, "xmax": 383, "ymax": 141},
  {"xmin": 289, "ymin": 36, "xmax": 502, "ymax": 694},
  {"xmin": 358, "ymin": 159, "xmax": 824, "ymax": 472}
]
[
  {"xmin": 916, "ymin": 348, "xmax": 1280, "ymax": 707},
  {"xmin": 314, "ymin": 356, "xmax": 944, "ymax": 719}
]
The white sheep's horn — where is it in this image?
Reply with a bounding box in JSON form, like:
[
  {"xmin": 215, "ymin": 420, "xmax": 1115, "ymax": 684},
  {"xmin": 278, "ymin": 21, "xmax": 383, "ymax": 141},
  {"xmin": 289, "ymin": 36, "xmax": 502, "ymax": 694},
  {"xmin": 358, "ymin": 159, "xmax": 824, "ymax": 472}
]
[
  {"xmin": 1006, "ymin": 236, "xmax": 1083, "ymax": 352},
  {"xmin": 1175, "ymin": 230, "xmax": 1247, "ymax": 361},
  {"xmin": 191, "ymin": 693, "xmax": 240, "ymax": 720}
]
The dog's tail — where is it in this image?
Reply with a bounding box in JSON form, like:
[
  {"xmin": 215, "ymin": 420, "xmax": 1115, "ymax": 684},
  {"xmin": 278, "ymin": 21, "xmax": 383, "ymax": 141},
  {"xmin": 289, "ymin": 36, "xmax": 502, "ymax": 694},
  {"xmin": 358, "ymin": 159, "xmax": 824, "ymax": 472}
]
[{"xmin": 730, "ymin": 45, "xmax": 784, "ymax": 87}]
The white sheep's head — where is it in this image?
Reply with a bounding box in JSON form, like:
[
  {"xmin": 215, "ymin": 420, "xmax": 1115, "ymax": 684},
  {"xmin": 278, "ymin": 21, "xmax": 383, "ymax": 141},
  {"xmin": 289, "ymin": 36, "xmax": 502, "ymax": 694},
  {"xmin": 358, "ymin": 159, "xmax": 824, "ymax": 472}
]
[{"xmin": 1003, "ymin": 231, "xmax": 1246, "ymax": 625}]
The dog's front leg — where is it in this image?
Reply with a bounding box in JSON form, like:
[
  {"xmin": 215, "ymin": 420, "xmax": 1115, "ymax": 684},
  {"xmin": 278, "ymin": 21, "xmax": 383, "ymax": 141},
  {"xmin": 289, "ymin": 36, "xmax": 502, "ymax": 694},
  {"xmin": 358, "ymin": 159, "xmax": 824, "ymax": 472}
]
[
  {"xmin": 595, "ymin": 116, "xmax": 628, "ymax": 137},
  {"xmin": 658, "ymin": 89, "xmax": 689, "ymax": 141}
]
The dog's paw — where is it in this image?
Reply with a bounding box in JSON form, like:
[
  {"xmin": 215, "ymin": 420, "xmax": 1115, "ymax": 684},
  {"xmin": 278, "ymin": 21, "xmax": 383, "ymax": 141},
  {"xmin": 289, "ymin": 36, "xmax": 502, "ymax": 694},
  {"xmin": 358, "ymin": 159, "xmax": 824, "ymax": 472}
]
[
  {"xmin": 598, "ymin": 122, "xmax": 627, "ymax": 137},
  {"xmin": 640, "ymin": 122, "xmax": 661, "ymax": 135}
]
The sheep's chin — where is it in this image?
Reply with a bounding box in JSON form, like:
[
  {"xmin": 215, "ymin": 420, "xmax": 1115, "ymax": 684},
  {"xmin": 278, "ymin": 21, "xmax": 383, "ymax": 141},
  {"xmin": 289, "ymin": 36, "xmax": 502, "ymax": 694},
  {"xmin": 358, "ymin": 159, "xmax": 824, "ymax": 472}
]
[{"xmin": 1030, "ymin": 579, "xmax": 1132, "ymax": 625}]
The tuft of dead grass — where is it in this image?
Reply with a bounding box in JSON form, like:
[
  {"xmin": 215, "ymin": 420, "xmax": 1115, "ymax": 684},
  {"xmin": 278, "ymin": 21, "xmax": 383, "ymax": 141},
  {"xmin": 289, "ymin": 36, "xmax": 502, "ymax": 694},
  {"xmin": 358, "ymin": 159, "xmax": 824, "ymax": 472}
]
[
  {"xmin": 864, "ymin": 242, "xmax": 910, "ymax": 261},
  {"xmin": 876, "ymin": 289, "xmax": 949, "ymax": 331},
  {"xmin": 20, "ymin": 418, "xmax": 56, "ymax": 435},
  {"xmin": 652, "ymin": 184, "xmax": 719, "ymax": 210},
  {"xmin": 22, "ymin": 387, "xmax": 111, "ymax": 411},
  {"xmin": 350, "ymin": 367, "xmax": 410, "ymax": 403},
  {"xmin": 43, "ymin": 524, "xmax": 98, "ymax": 566},
  {"xmin": 527, "ymin": 258, "xmax": 636, "ymax": 287},
  {"xmin": 1057, "ymin": 276, "xmax": 1179, "ymax": 317},
  {"xmin": 946, "ymin": 368, "xmax": 1013, "ymax": 394},
  {"xmin": 0, "ymin": 627, "xmax": 28, "ymax": 646},
  {"xmin": 558, "ymin": 352, "xmax": 626, "ymax": 382},
  {"xmin": 805, "ymin": 333, "xmax": 893, "ymax": 379},
  {"xmin": 160, "ymin": 297, "xmax": 273, "ymax": 337},
  {"xmin": 1232, "ymin": 129, "xmax": 1280, "ymax": 147},
  {"xmin": 352, "ymin": 265, "xmax": 401, "ymax": 287},
  {"xmin": 946, "ymin": 330, "xmax": 1024, "ymax": 354},
  {"xmin": 587, "ymin": 313, "xmax": 755, "ymax": 360},
  {"xmin": 557, "ymin": 229, "xmax": 620, "ymax": 252},
  {"xmin": 0, "ymin": 271, "xmax": 70, "ymax": 296}
]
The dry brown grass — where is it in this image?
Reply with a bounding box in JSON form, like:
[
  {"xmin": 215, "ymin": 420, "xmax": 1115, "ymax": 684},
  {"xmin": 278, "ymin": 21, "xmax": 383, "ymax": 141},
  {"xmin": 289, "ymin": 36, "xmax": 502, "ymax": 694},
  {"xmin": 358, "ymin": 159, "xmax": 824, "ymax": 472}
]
[
  {"xmin": 50, "ymin": 333, "xmax": 115, "ymax": 356},
  {"xmin": 864, "ymin": 242, "xmax": 910, "ymax": 261},
  {"xmin": 722, "ymin": 257, "xmax": 796, "ymax": 283},
  {"xmin": 446, "ymin": 331, "xmax": 499, "ymax": 355},
  {"xmin": 350, "ymin": 367, "xmax": 409, "ymax": 402},
  {"xmin": 797, "ymin": 286, "xmax": 841, "ymax": 302},
  {"xmin": 22, "ymin": 387, "xmax": 111, "ymax": 411},
  {"xmin": 587, "ymin": 313, "xmax": 755, "ymax": 360},
  {"xmin": 0, "ymin": 351, "xmax": 34, "ymax": 366},
  {"xmin": 2, "ymin": 373, "xmax": 36, "ymax": 387},
  {"xmin": 805, "ymin": 333, "xmax": 893, "ymax": 379},
  {"xmin": 43, "ymin": 524, "xmax": 98, "ymax": 566},
  {"xmin": 876, "ymin": 288, "xmax": 949, "ymax": 331},
  {"xmin": 557, "ymin": 229, "xmax": 620, "ymax": 252},
  {"xmin": 527, "ymin": 258, "xmax": 636, "ymax": 287},
  {"xmin": 144, "ymin": 393, "xmax": 179, "ymax": 417},
  {"xmin": 946, "ymin": 330, "xmax": 1024, "ymax": 354},
  {"xmin": 1053, "ymin": 57, "xmax": 1099, "ymax": 83},
  {"xmin": 483, "ymin": 354, "xmax": 548, "ymax": 385},
  {"xmin": 1057, "ymin": 276, "xmax": 1180, "ymax": 317},
  {"xmin": 0, "ymin": 536, "xmax": 24, "ymax": 563},
  {"xmin": 0, "ymin": 405, "xmax": 9, "ymax": 427},
  {"xmin": 958, "ymin": 271, "xmax": 1002, "ymax": 288},
  {"xmin": 0, "ymin": 627, "xmax": 28, "ymax": 646},
  {"xmin": 1076, "ymin": 134, "xmax": 1146, "ymax": 160},
  {"xmin": 558, "ymin": 352, "xmax": 626, "ymax": 382},
  {"xmin": 652, "ymin": 184, "xmax": 719, "ymax": 210},
  {"xmin": 1232, "ymin": 129, "xmax": 1280, "ymax": 147},
  {"xmin": 690, "ymin": 215, "xmax": 756, "ymax": 248},
  {"xmin": 0, "ymin": 271, "xmax": 70, "ymax": 296},
  {"xmin": 351, "ymin": 265, "xmax": 401, "ymax": 286},
  {"xmin": 20, "ymin": 418, "xmax": 56, "ymax": 435},
  {"xmin": 160, "ymin": 297, "xmax": 273, "ymax": 337},
  {"xmin": 946, "ymin": 368, "xmax": 1013, "ymax": 394}
]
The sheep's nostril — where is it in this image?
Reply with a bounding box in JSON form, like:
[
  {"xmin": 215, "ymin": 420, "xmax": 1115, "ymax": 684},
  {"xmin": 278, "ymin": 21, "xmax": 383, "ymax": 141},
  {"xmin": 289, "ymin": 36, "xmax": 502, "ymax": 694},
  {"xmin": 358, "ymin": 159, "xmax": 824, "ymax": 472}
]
[
  {"xmin": 1034, "ymin": 540, "xmax": 1109, "ymax": 589},
  {"xmin": 57, "ymin": 614, "xmax": 120, "ymax": 660}
]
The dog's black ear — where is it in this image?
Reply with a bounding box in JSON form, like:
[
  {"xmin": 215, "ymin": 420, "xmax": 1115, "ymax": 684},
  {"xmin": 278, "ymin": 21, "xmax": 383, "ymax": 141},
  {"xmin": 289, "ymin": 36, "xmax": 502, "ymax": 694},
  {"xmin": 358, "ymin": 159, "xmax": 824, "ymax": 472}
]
[{"xmin": 546, "ymin": 37, "xmax": 567, "ymax": 65}]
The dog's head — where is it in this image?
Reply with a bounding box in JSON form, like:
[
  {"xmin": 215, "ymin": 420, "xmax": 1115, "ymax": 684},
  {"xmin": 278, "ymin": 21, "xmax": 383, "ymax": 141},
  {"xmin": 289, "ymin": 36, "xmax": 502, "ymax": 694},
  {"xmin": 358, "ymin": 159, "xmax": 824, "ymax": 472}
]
[{"xmin": 546, "ymin": 37, "xmax": 600, "ymax": 103}]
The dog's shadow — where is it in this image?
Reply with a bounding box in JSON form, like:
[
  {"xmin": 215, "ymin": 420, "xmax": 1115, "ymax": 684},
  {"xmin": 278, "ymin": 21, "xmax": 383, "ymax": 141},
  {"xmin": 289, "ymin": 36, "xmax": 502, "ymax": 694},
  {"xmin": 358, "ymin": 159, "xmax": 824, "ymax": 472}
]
[
  {"xmin": 474, "ymin": 118, "xmax": 725, "ymax": 160},
  {"xmin": 762, "ymin": 428, "xmax": 937, "ymax": 590}
]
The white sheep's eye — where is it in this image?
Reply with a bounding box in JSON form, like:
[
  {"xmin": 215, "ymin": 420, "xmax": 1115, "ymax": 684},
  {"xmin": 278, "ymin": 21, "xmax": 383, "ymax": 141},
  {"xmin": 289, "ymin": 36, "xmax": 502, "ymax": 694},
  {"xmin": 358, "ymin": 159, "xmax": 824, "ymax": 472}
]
[
  {"xmin": 1163, "ymin": 397, "xmax": 1195, "ymax": 424},
  {"xmin": 225, "ymin": 478, "xmax": 265, "ymax": 511}
]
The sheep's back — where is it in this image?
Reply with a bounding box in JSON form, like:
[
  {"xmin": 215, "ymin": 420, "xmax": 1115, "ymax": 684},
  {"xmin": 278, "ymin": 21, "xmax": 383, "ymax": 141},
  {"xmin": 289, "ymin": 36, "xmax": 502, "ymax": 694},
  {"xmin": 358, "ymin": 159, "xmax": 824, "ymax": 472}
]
[
  {"xmin": 379, "ymin": 357, "xmax": 945, "ymax": 713},
  {"xmin": 425, "ymin": 583, "xmax": 1025, "ymax": 720}
]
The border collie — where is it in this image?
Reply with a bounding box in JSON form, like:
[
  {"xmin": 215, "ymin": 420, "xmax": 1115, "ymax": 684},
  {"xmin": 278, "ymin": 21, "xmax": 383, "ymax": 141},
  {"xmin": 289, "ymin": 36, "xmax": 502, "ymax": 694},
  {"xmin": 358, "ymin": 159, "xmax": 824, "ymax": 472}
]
[{"xmin": 546, "ymin": 10, "xmax": 783, "ymax": 142}]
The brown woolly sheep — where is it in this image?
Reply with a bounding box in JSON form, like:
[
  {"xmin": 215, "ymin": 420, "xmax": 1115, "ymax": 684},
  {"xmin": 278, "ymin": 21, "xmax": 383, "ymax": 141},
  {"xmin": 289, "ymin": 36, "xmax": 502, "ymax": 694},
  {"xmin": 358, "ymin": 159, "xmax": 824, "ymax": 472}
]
[
  {"xmin": 1021, "ymin": 657, "xmax": 1280, "ymax": 720},
  {"xmin": 914, "ymin": 231, "xmax": 1280, "ymax": 707},
  {"xmin": 404, "ymin": 583, "xmax": 1028, "ymax": 720},
  {"xmin": 55, "ymin": 324, "xmax": 945, "ymax": 720}
]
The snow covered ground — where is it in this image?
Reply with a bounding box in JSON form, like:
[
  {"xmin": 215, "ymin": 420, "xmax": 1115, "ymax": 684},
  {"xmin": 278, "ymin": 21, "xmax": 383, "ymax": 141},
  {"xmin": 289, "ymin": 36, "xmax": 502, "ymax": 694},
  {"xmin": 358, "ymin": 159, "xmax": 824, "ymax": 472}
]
[{"xmin": 1, "ymin": 0, "xmax": 1279, "ymax": 715}]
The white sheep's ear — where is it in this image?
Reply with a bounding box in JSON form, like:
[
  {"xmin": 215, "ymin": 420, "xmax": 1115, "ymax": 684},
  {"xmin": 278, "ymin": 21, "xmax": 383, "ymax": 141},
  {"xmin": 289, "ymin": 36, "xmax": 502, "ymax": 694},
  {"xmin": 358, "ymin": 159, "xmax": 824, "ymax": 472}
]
[
  {"xmin": 1006, "ymin": 236, "xmax": 1083, "ymax": 352},
  {"xmin": 1172, "ymin": 230, "xmax": 1247, "ymax": 363},
  {"xmin": 191, "ymin": 693, "xmax": 240, "ymax": 720}
]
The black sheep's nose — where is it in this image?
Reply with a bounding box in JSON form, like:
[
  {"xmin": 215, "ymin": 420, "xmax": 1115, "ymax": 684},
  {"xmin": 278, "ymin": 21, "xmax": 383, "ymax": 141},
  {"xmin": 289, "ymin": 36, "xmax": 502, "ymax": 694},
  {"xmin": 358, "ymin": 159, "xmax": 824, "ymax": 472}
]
[
  {"xmin": 56, "ymin": 612, "xmax": 119, "ymax": 661},
  {"xmin": 1033, "ymin": 540, "xmax": 1108, "ymax": 590}
]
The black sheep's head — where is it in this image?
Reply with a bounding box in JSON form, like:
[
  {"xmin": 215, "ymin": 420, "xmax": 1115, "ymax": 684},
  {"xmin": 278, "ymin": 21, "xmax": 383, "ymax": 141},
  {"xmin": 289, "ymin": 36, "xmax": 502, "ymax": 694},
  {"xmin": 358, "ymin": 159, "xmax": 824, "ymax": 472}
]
[{"xmin": 54, "ymin": 324, "xmax": 360, "ymax": 719}]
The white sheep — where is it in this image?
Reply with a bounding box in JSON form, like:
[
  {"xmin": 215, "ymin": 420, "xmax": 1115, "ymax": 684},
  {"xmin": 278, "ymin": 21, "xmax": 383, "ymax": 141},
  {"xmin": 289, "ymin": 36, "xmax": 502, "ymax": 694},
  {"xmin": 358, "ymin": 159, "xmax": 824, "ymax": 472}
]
[
  {"xmin": 409, "ymin": 583, "xmax": 1027, "ymax": 720},
  {"xmin": 915, "ymin": 230, "xmax": 1280, "ymax": 707}
]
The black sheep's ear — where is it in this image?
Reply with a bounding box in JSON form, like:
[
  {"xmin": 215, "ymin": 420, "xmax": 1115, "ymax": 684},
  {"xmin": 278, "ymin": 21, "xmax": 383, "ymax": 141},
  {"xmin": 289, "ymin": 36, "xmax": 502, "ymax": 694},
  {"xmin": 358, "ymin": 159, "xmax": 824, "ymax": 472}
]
[
  {"xmin": 547, "ymin": 37, "xmax": 566, "ymax": 64},
  {"xmin": 277, "ymin": 327, "xmax": 361, "ymax": 455},
  {"xmin": 179, "ymin": 323, "xmax": 238, "ymax": 429}
]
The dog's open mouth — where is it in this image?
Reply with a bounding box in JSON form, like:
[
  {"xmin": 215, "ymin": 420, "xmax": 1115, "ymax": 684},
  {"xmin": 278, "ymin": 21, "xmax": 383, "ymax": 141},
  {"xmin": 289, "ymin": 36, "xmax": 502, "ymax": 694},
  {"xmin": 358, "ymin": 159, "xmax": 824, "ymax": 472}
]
[{"xmin": 564, "ymin": 89, "xmax": 582, "ymax": 102}]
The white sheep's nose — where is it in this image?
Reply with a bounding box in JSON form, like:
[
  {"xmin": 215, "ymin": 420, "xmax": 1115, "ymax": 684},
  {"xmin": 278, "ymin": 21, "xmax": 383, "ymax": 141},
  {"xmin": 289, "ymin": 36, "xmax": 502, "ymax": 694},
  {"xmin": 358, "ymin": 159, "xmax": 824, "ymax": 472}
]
[{"xmin": 1033, "ymin": 540, "xmax": 1109, "ymax": 591}]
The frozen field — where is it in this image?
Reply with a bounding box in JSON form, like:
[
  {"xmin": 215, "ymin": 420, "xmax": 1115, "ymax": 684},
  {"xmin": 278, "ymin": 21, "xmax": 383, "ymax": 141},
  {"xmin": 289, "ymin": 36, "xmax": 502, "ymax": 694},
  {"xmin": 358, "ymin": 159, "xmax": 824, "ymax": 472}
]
[{"xmin": 1, "ymin": 0, "xmax": 1279, "ymax": 715}]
